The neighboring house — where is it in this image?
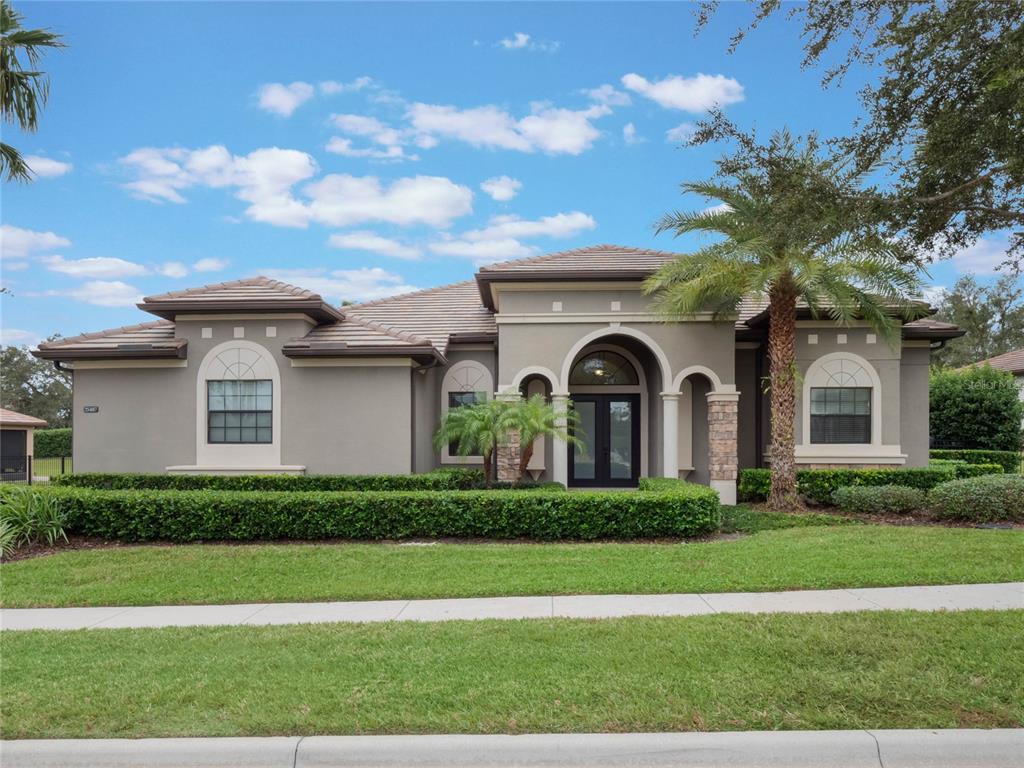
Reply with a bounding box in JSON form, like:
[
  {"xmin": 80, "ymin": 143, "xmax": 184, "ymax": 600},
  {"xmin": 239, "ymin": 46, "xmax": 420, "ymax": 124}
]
[
  {"xmin": 969, "ymin": 348, "xmax": 1024, "ymax": 426},
  {"xmin": 33, "ymin": 245, "xmax": 962, "ymax": 504},
  {"xmin": 0, "ymin": 407, "xmax": 48, "ymax": 482}
]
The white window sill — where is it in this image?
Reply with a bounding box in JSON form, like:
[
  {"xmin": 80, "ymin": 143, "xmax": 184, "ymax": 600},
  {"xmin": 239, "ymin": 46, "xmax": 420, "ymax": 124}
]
[{"xmin": 166, "ymin": 465, "xmax": 306, "ymax": 475}]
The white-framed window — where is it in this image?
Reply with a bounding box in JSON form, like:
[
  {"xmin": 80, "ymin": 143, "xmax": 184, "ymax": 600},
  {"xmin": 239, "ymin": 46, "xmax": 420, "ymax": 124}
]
[
  {"xmin": 207, "ymin": 380, "xmax": 273, "ymax": 444},
  {"xmin": 802, "ymin": 353, "xmax": 882, "ymax": 448},
  {"xmin": 440, "ymin": 361, "xmax": 493, "ymax": 463}
]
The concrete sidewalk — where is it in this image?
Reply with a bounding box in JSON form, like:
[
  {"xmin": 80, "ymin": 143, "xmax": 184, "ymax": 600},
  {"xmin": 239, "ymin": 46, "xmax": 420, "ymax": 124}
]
[
  {"xmin": 2, "ymin": 582, "xmax": 1021, "ymax": 631},
  {"xmin": 2, "ymin": 730, "xmax": 1022, "ymax": 767}
]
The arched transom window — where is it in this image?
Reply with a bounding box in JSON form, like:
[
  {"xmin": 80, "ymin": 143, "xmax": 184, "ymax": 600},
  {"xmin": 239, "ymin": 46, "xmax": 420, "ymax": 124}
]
[{"xmin": 569, "ymin": 351, "xmax": 639, "ymax": 386}]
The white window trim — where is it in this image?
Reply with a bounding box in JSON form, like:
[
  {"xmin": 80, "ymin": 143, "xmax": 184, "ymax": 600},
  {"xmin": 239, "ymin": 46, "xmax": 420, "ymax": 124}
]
[{"xmin": 440, "ymin": 360, "xmax": 493, "ymax": 464}]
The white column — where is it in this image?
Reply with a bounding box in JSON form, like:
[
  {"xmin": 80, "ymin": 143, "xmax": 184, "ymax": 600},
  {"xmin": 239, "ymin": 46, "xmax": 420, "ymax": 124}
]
[
  {"xmin": 661, "ymin": 392, "xmax": 679, "ymax": 479},
  {"xmin": 551, "ymin": 393, "xmax": 570, "ymax": 487}
]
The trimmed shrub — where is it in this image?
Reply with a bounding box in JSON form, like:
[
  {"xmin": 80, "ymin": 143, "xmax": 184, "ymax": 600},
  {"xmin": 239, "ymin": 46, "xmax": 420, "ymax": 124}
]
[
  {"xmin": 929, "ymin": 449, "xmax": 1021, "ymax": 475},
  {"xmin": 33, "ymin": 428, "xmax": 71, "ymax": 458},
  {"xmin": 37, "ymin": 480, "xmax": 721, "ymax": 542},
  {"xmin": 929, "ymin": 475, "xmax": 1024, "ymax": 523},
  {"xmin": 832, "ymin": 485, "xmax": 927, "ymax": 515},
  {"xmin": 53, "ymin": 469, "xmax": 484, "ymax": 492},
  {"xmin": 737, "ymin": 466, "xmax": 956, "ymax": 504},
  {"xmin": 930, "ymin": 366, "xmax": 1023, "ymax": 452},
  {"xmin": 952, "ymin": 462, "xmax": 1004, "ymax": 479}
]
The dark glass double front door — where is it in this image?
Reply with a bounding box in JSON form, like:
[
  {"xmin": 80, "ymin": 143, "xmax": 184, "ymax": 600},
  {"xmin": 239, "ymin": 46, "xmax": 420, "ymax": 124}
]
[{"xmin": 569, "ymin": 394, "xmax": 640, "ymax": 487}]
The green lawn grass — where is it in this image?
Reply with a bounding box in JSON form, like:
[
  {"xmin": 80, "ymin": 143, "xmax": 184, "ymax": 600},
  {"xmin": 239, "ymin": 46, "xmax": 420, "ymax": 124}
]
[
  {"xmin": 2, "ymin": 521, "xmax": 1021, "ymax": 608},
  {"xmin": 2, "ymin": 610, "xmax": 1021, "ymax": 738}
]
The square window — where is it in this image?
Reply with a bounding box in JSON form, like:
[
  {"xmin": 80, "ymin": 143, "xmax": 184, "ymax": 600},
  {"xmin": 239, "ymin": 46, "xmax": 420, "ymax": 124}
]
[{"xmin": 208, "ymin": 380, "xmax": 273, "ymax": 443}]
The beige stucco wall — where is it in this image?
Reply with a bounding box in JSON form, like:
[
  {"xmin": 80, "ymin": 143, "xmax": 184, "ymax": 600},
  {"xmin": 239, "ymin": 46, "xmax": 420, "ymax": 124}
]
[{"xmin": 899, "ymin": 346, "xmax": 932, "ymax": 467}]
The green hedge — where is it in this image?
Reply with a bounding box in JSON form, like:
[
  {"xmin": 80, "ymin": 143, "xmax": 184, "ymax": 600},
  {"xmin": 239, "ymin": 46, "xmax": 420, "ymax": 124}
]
[
  {"xmin": 52, "ymin": 469, "xmax": 485, "ymax": 492},
  {"xmin": 929, "ymin": 475, "xmax": 1024, "ymax": 523},
  {"xmin": 832, "ymin": 485, "xmax": 927, "ymax": 515},
  {"xmin": 33, "ymin": 428, "xmax": 71, "ymax": 458},
  {"xmin": 738, "ymin": 466, "xmax": 959, "ymax": 504},
  {"xmin": 929, "ymin": 449, "xmax": 1021, "ymax": 474},
  {"xmin": 37, "ymin": 479, "xmax": 720, "ymax": 542}
]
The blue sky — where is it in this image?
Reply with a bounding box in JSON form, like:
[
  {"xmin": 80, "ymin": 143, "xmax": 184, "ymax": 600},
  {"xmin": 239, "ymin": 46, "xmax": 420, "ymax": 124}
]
[{"xmin": 1, "ymin": 1, "xmax": 1016, "ymax": 347}]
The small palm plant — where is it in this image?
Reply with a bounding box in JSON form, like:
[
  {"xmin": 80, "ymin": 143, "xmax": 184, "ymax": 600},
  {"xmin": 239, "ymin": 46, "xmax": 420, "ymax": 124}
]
[
  {"xmin": 646, "ymin": 129, "xmax": 926, "ymax": 510},
  {"xmin": 434, "ymin": 398, "xmax": 510, "ymax": 486},
  {"xmin": 508, "ymin": 394, "xmax": 582, "ymax": 481}
]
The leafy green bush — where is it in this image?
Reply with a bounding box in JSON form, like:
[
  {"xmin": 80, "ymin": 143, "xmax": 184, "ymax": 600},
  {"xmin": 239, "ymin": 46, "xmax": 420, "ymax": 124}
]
[
  {"xmin": 737, "ymin": 466, "xmax": 956, "ymax": 504},
  {"xmin": 37, "ymin": 480, "xmax": 720, "ymax": 542},
  {"xmin": 0, "ymin": 487, "xmax": 68, "ymax": 557},
  {"xmin": 951, "ymin": 462, "xmax": 1004, "ymax": 479},
  {"xmin": 53, "ymin": 468, "xmax": 485, "ymax": 492},
  {"xmin": 929, "ymin": 475, "xmax": 1024, "ymax": 522},
  {"xmin": 832, "ymin": 485, "xmax": 927, "ymax": 515},
  {"xmin": 930, "ymin": 366, "xmax": 1024, "ymax": 453},
  {"xmin": 33, "ymin": 428, "xmax": 71, "ymax": 458},
  {"xmin": 929, "ymin": 449, "xmax": 1021, "ymax": 474}
]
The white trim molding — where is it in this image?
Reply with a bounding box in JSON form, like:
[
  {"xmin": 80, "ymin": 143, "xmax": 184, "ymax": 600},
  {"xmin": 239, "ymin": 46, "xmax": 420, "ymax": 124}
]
[
  {"xmin": 506, "ymin": 365, "xmax": 561, "ymax": 392},
  {"xmin": 69, "ymin": 359, "xmax": 188, "ymax": 370},
  {"xmin": 440, "ymin": 360, "xmax": 494, "ymax": 464},
  {"xmin": 671, "ymin": 365, "xmax": 725, "ymax": 394},
  {"xmin": 559, "ymin": 325, "xmax": 672, "ymax": 392},
  {"xmin": 290, "ymin": 358, "xmax": 418, "ymax": 368}
]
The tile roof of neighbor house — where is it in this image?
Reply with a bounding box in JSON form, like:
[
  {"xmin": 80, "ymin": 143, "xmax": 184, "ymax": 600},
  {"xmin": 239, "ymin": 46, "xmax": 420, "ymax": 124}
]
[
  {"xmin": 139, "ymin": 277, "xmax": 344, "ymax": 324},
  {"xmin": 969, "ymin": 348, "xmax": 1024, "ymax": 375},
  {"xmin": 0, "ymin": 408, "xmax": 48, "ymax": 429},
  {"xmin": 31, "ymin": 245, "xmax": 963, "ymax": 361}
]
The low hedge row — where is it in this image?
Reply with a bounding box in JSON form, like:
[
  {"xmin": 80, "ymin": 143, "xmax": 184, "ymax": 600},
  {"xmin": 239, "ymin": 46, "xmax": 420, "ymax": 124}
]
[
  {"xmin": 929, "ymin": 449, "xmax": 1020, "ymax": 474},
  {"xmin": 738, "ymin": 466, "xmax": 961, "ymax": 504},
  {"xmin": 33, "ymin": 428, "xmax": 71, "ymax": 458},
  {"xmin": 39, "ymin": 479, "xmax": 720, "ymax": 542},
  {"xmin": 929, "ymin": 475, "xmax": 1024, "ymax": 523},
  {"xmin": 52, "ymin": 468, "xmax": 485, "ymax": 492},
  {"xmin": 832, "ymin": 485, "xmax": 928, "ymax": 515}
]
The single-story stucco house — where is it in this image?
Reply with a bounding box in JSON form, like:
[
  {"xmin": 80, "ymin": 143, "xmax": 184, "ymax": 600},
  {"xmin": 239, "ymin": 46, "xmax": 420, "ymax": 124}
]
[
  {"xmin": 33, "ymin": 245, "xmax": 964, "ymax": 504},
  {"xmin": 0, "ymin": 407, "xmax": 48, "ymax": 482}
]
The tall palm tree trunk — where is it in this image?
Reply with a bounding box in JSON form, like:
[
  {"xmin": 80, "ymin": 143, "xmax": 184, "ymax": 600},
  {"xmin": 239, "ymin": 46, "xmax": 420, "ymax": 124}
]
[{"xmin": 767, "ymin": 279, "xmax": 801, "ymax": 510}]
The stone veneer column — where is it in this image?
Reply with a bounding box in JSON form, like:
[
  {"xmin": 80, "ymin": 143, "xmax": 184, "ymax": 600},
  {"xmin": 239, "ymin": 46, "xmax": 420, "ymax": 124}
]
[
  {"xmin": 706, "ymin": 390, "xmax": 740, "ymax": 506},
  {"xmin": 660, "ymin": 392, "xmax": 679, "ymax": 479},
  {"xmin": 550, "ymin": 394, "xmax": 570, "ymax": 487},
  {"xmin": 495, "ymin": 390, "xmax": 523, "ymax": 483}
]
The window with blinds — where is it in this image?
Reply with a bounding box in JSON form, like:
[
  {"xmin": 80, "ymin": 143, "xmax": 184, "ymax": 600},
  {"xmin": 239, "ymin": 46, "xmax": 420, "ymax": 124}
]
[
  {"xmin": 208, "ymin": 380, "xmax": 272, "ymax": 444},
  {"xmin": 810, "ymin": 387, "xmax": 871, "ymax": 444}
]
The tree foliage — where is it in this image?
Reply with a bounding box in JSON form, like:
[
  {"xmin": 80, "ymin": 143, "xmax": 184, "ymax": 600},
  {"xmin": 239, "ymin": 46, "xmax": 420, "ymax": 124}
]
[
  {"xmin": 0, "ymin": 343, "xmax": 71, "ymax": 427},
  {"xmin": 647, "ymin": 127, "xmax": 926, "ymax": 509},
  {"xmin": 930, "ymin": 365, "xmax": 1023, "ymax": 452},
  {"xmin": 1, "ymin": 0, "xmax": 65, "ymax": 182},
  {"xmin": 697, "ymin": 0, "xmax": 1024, "ymax": 264},
  {"xmin": 932, "ymin": 274, "xmax": 1024, "ymax": 367}
]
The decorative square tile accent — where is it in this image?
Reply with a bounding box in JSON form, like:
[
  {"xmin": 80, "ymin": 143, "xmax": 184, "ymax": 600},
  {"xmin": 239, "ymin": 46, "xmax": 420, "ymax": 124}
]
[
  {"xmin": 201, "ymin": 327, "xmax": 213, "ymax": 339},
  {"xmin": 610, "ymin": 300, "xmax": 621, "ymax": 311},
  {"xmin": 233, "ymin": 327, "xmax": 245, "ymax": 339},
  {"xmin": 866, "ymin": 333, "xmax": 877, "ymax": 345},
  {"xmin": 837, "ymin": 333, "xmax": 847, "ymax": 344},
  {"xmin": 807, "ymin": 334, "xmax": 818, "ymax": 345},
  {"xmin": 551, "ymin": 301, "xmax": 563, "ymax": 312},
  {"xmin": 266, "ymin": 326, "xmax": 277, "ymax": 338}
]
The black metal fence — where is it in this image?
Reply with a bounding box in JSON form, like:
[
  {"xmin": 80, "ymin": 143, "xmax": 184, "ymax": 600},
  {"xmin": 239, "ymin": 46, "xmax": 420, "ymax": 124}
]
[{"xmin": 0, "ymin": 455, "xmax": 73, "ymax": 484}]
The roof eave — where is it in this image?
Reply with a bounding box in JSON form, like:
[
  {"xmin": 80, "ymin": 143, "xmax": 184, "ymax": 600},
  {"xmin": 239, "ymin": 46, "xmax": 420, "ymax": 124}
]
[
  {"xmin": 282, "ymin": 344, "xmax": 446, "ymax": 366},
  {"xmin": 32, "ymin": 343, "xmax": 188, "ymax": 362},
  {"xmin": 138, "ymin": 300, "xmax": 344, "ymax": 324},
  {"xmin": 475, "ymin": 270, "xmax": 655, "ymax": 310}
]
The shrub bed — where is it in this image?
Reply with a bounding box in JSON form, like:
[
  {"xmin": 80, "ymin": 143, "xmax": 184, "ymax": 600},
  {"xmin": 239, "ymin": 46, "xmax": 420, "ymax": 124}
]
[
  {"xmin": 738, "ymin": 467, "xmax": 957, "ymax": 504},
  {"xmin": 929, "ymin": 449, "xmax": 1020, "ymax": 475},
  {"xmin": 53, "ymin": 468, "xmax": 485, "ymax": 492},
  {"xmin": 36, "ymin": 479, "xmax": 720, "ymax": 542},
  {"xmin": 929, "ymin": 475, "xmax": 1024, "ymax": 523},
  {"xmin": 32, "ymin": 428, "xmax": 71, "ymax": 458},
  {"xmin": 832, "ymin": 485, "xmax": 927, "ymax": 515}
]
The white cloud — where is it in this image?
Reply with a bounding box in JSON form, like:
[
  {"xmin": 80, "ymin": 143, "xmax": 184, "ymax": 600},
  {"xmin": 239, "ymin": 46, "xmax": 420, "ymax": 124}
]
[
  {"xmin": 463, "ymin": 211, "xmax": 596, "ymax": 242},
  {"xmin": 327, "ymin": 231, "xmax": 421, "ymax": 260},
  {"xmin": 622, "ymin": 72, "xmax": 745, "ymax": 112},
  {"xmin": 25, "ymin": 155, "xmax": 72, "ymax": 178},
  {"xmin": 193, "ymin": 257, "xmax": 228, "ymax": 272},
  {"xmin": 585, "ymin": 84, "xmax": 631, "ymax": 107},
  {"xmin": 305, "ymin": 174, "xmax": 473, "ymax": 228},
  {"xmin": 318, "ymin": 76, "xmax": 373, "ymax": 95},
  {"xmin": 497, "ymin": 32, "xmax": 560, "ymax": 52},
  {"xmin": 428, "ymin": 237, "xmax": 537, "ymax": 264},
  {"xmin": 41, "ymin": 255, "xmax": 148, "ymax": 279},
  {"xmin": 325, "ymin": 137, "xmax": 410, "ymax": 161},
  {"xmin": 326, "ymin": 114, "xmax": 416, "ymax": 161},
  {"xmin": 920, "ymin": 285, "xmax": 949, "ymax": 306},
  {"xmin": 0, "ymin": 328, "xmax": 41, "ymax": 347},
  {"xmin": 157, "ymin": 261, "xmax": 189, "ymax": 278},
  {"xmin": 1, "ymin": 225, "xmax": 71, "ymax": 259},
  {"xmin": 257, "ymin": 81, "xmax": 315, "ymax": 117},
  {"xmin": 947, "ymin": 236, "xmax": 1013, "ymax": 275},
  {"xmin": 480, "ymin": 175, "xmax": 522, "ymax": 202},
  {"xmin": 622, "ymin": 123, "xmax": 643, "ymax": 145},
  {"xmin": 407, "ymin": 102, "xmax": 610, "ymax": 155},
  {"xmin": 65, "ymin": 280, "xmax": 143, "ymax": 307},
  {"xmin": 666, "ymin": 122, "xmax": 697, "ymax": 143},
  {"xmin": 263, "ymin": 267, "xmax": 418, "ymax": 302}
]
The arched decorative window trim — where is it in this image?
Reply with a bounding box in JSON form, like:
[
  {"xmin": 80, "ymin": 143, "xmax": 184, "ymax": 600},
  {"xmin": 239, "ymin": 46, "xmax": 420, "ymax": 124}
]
[
  {"xmin": 194, "ymin": 340, "xmax": 283, "ymax": 469},
  {"xmin": 440, "ymin": 360, "xmax": 493, "ymax": 464},
  {"xmin": 569, "ymin": 350, "xmax": 640, "ymax": 386},
  {"xmin": 800, "ymin": 352, "xmax": 882, "ymax": 448}
]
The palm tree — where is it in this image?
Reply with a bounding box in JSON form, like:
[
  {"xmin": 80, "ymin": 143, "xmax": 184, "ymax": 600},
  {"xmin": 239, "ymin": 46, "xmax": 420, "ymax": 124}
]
[
  {"xmin": 434, "ymin": 399, "xmax": 510, "ymax": 486},
  {"xmin": 646, "ymin": 130, "xmax": 926, "ymax": 510},
  {"xmin": 510, "ymin": 394, "xmax": 581, "ymax": 480},
  {"xmin": 1, "ymin": 1, "xmax": 64, "ymax": 182}
]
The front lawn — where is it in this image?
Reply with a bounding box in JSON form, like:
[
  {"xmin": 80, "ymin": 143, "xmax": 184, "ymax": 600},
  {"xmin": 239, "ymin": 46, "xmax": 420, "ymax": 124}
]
[
  {"xmin": 2, "ymin": 610, "xmax": 1021, "ymax": 738},
  {"xmin": 2, "ymin": 517, "xmax": 1021, "ymax": 607}
]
